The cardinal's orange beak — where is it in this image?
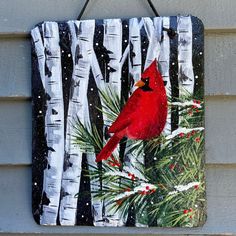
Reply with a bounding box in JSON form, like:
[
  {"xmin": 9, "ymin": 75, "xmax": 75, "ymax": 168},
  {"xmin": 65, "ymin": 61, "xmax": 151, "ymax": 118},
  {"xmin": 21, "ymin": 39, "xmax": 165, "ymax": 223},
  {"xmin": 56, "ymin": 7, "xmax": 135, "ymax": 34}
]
[{"xmin": 135, "ymin": 79, "xmax": 145, "ymax": 88}]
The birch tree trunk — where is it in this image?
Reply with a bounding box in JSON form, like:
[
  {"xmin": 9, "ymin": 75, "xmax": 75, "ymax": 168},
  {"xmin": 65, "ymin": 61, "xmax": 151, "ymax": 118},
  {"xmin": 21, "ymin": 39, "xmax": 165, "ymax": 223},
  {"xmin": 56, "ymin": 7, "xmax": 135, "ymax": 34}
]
[
  {"xmin": 128, "ymin": 18, "xmax": 142, "ymax": 92},
  {"xmin": 59, "ymin": 20, "xmax": 95, "ymax": 225},
  {"xmin": 100, "ymin": 18, "xmax": 124, "ymax": 227},
  {"xmin": 177, "ymin": 15, "xmax": 194, "ymax": 96},
  {"xmin": 143, "ymin": 17, "xmax": 161, "ymax": 69},
  {"xmin": 158, "ymin": 17, "xmax": 172, "ymax": 136},
  {"xmin": 177, "ymin": 15, "xmax": 194, "ymax": 128},
  {"xmin": 32, "ymin": 22, "xmax": 65, "ymax": 225}
]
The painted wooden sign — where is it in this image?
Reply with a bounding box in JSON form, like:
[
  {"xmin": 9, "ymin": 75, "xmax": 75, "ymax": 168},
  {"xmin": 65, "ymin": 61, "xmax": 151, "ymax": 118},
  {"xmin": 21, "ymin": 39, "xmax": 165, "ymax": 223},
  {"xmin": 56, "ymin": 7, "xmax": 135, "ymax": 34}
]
[{"xmin": 31, "ymin": 16, "xmax": 206, "ymax": 227}]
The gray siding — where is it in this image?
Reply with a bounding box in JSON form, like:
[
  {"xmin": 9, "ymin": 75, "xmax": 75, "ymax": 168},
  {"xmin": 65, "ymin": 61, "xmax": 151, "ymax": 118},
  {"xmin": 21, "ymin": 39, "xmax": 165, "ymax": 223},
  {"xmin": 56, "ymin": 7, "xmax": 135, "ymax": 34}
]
[{"xmin": 0, "ymin": 0, "xmax": 236, "ymax": 235}]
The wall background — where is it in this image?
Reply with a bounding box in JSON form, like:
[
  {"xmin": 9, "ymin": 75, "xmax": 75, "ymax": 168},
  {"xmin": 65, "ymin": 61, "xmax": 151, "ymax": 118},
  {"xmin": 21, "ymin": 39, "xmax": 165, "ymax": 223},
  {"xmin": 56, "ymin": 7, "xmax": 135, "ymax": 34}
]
[{"xmin": 0, "ymin": 0, "xmax": 236, "ymax": 235}]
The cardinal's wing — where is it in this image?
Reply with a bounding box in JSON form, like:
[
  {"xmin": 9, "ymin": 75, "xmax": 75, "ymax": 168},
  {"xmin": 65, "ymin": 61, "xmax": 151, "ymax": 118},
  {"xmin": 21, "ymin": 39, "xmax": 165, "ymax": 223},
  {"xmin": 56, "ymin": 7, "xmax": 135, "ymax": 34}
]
[{"xmin": 108, "ymin": 90, "xmax": 142, "ymax": 134}]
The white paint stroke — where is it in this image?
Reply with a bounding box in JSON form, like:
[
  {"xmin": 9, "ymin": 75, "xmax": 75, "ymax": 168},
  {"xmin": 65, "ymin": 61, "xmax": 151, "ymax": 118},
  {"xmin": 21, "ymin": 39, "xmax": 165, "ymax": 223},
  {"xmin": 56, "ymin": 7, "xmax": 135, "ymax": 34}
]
[
  {"xmin": 102, "ymin": 18, "xmax": 124, "ymax": 227},
  {"xmin": 114, "ymin": 183, "xmax": 157, "ymax": 201},
  {"xmin": 177, "ymin": 15, "xmax": 195, "ymax": 96},
  {"xmin": 157, "ymin": 17, "xmax": 171, "ymax": 136},
  {"xmin": 171, "ymin": 100, "xmax": 202, "ymax": 108},
  {"xmin": 168, "ymin": 181, "xmax": 200, "ymax": 195},
  {"xmin": 143, "ymin": 17, "xmax": 161, "ymax": 70},
  {"xmin": 166, "ymin": 127, "xmax": 204, "ymax": 140},
  {"xmin": 32, "ymin": 22, "xmax": 64, "ymax": 225},
  {"xmin": 59, "ymin": 20, "xmax": 95, "ymax": 225}
]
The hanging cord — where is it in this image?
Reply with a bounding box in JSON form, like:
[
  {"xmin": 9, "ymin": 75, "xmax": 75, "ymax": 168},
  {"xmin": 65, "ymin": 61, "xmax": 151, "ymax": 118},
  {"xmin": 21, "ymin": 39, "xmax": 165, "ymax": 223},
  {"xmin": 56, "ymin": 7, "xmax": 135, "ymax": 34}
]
[
  {"xmin": 147, "ymin": 0, "xmax": 159, "ymax": 17},
  {"xmin": 77, "ymin": 0, "xmax": 176, "ymax": 38},
  {"xmin": 77, "ymin": 0, "xmax": 90, "ymax": 20}
]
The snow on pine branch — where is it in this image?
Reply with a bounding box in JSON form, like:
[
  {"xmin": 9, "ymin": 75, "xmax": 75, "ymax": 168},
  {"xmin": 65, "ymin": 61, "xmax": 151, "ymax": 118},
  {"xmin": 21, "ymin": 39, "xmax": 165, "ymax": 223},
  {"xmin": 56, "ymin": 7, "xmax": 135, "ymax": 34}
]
[
  {"xmin": 170, "ymin": 100, "xmax": 202, "ymax": 108},
  {"xmin": 166, "ymin": 127, "xmax": 204, "ymax": 140},
  {"xmin": 104, "ymin": 168, "xmax": 147, "ymax": 182},
  {"xmin": 168, "ymin": 182, "xmax": 200, "ymax": 195},
  {"xmin": 114, "ymin": 183, "xmax": 157, "ymax": 201}
]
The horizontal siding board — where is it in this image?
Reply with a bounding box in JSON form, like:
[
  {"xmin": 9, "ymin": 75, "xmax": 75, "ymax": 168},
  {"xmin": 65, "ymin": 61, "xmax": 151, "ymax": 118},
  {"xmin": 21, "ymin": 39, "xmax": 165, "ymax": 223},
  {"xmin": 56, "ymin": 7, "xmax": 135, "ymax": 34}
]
[
  {"xmin": 0, "ymin": 97, "xmax": 235, "ymax": 165},
  {"xmin": 0, "ymin": 0, "xmax": 236, "ymax": 34},
  {"xmin": 205, "ymin": 33, "xmax": 236, "ymax": 96},
  {"xmin": 1, "ymin": 33, "xmax": 236, "ymax": 98},
  {"xmin": 0, "ymin": 38, "xmax": 31, "ymax": 98},
  {"xmin": 0, "ymin": 101, "xmax": 32, "ymax": 165},
  {"xmin": 205, "ymin": 96, "xmax": 236, "ymax": 164},
  {"xmin": 0, "ymin": 165, "xmax": 236, "ymax": 234}
]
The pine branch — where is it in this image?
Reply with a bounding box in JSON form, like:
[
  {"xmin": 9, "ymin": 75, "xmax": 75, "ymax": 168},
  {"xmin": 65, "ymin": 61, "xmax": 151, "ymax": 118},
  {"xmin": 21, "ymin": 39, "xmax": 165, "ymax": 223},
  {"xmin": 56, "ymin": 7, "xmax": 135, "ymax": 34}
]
[{"xmin": 72, "ymin": 85, "xmax": 206, "ymax": 227}]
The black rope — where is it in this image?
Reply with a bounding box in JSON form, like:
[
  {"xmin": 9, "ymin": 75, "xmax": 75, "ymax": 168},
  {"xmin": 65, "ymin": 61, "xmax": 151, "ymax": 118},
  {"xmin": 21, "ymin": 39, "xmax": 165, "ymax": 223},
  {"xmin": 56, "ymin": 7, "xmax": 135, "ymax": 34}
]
[
  {"xmin": 77, "ymin": 0, "xmax": 176, "ymax": 39},
  {"xmin": 77, "ymin": 0, "xmax": 160, "ymax": 20},
  {"xmin": 77, "ymin": 0, "xmax": 90, "ymax": 20},
  {"xmin": 147, "ymin": 0, "xmax": 159, "ymax": 17}
]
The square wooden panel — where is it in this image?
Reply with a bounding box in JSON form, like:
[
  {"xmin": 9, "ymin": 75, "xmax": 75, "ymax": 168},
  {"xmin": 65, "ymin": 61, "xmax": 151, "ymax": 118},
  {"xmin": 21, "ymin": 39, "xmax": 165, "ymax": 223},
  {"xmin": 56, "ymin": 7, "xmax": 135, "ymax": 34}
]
[{"xmin": 31, "ymin": 16, "xmax": 205, "ymax": 227}]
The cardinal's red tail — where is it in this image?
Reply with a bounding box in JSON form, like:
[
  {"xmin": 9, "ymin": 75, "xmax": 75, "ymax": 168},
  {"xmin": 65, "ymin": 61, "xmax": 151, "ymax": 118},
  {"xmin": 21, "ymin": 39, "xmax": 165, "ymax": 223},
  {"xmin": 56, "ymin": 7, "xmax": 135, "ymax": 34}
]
[{"xmin": 96, "ymin": 134, "xmax": 121, "ymax": 162}]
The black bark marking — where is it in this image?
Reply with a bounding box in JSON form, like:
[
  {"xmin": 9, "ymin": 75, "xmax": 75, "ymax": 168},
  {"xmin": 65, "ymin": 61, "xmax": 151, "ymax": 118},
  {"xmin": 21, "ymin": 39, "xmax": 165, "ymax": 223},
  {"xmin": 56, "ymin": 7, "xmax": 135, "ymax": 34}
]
[
  {"xmin": 47, "ymin": 146, "xmax": 55, "ymax": 152},
  {"xmin": 42, "ymin": 191, "xmax": 50, "ymax": 206},
  {"xmin": 63, "ymin": 152, "xmax": 73, "ymax": 172},
  {"xmin": 74, "ymin": 80, "xmax": 80, "ymax": 87},
  {"xmin": 45, "ymin": 63, "xmax": 52, "ymax": 77},
  {"xmin": 45, "ymin": 92, "xmax": 51, "ymax": 101},
  {"xmin": 74, "ymin": 22, "xmax": 82, "ymax": 38},
  {"xmin": 61, "ymin": 188, "xmax": 70, "ymax": 198},
  {"xmin": 129, "ymin": 41, "xmax": 136, "ymax": 67},
  {"xmin": 75, "ymin": 45, "xmax": 83, "ymax": 65},
  {"xmin": 179, "ymin": 65, "xmax": 192, "ymax": 83},
  {"xmin": 179, "ymin": 37, "xmax": 189, "ymax": 46},
  {"xmin": 45, "ymin": 47, "xmax": 52, "ymax": 56},
  {"xmin": 52, "ymin": 109, "xmax": 58, "ymax": 115}
]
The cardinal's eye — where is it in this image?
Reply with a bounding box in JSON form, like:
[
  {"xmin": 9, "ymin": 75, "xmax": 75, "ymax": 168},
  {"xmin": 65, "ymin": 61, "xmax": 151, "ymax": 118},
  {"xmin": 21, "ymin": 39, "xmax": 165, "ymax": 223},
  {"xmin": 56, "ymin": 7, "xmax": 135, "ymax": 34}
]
[{"xmin": 142, "ymin": 77, "xmax": 149, "ymax": 83}]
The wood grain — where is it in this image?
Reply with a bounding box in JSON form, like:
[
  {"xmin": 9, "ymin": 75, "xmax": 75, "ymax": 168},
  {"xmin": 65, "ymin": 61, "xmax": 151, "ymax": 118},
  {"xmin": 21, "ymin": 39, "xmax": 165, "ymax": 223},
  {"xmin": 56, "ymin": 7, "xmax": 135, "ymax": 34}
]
[{"xmin": 0, "ymin": 165, "xmax": 235, "ymax": 234}]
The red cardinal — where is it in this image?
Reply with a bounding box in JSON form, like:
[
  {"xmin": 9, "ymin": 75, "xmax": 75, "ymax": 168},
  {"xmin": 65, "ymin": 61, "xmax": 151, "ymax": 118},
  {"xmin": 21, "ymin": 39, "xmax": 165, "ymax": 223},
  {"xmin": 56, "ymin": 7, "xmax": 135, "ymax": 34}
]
[{"xmin": 96, "ymin": 59, "xmax": 167, "ymax": 162}]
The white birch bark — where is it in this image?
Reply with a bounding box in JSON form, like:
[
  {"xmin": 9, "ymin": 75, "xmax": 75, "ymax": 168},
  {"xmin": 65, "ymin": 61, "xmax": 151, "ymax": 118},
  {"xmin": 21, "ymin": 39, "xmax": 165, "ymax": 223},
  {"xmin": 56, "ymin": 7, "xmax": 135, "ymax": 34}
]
[
  {"xmin": 143, "ymin": 17, "xmax": 161, "ymax": 69},
  {"xmin": 177, "ymin": 15, "xmax": 194, "ymax": 128},
  {"xmin": 59, "ymin": 20, "xmax": 95, "ymax": 225},
  {"xmin": 177, "ymin": 15, "xmax": 194, "ymax": 96},
  {"xmin": 158, "ymin": 17, "xmax": 171, "ymax": 136},
  {"xmin": 32, "ymin": 22, "xmax": 65, "ymax": 225},
  {"xmin": 98, "ymin": 18, "xmax": 124, "ymax": 227},
  {"xmin": 103, "ymin": 19, "xmax": 123, "ymax": 96},
  {"xmin": 31, "ymin": 27, "xmax": 45, "ymax": 88},
  {"xmin": 129, "ymin": 18, "xmax": 142, "ymax": 92},
  {"xmin": 120, "ymin": 19, "xmax": 143, "ymax": 68}
]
